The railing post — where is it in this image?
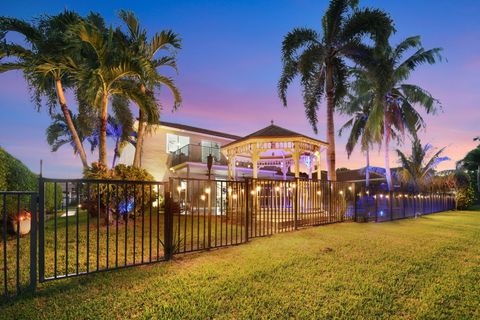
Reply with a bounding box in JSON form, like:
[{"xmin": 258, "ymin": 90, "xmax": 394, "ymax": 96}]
[
  {"xmin": 29, "ymin": 193, "xmax": 37, "ymax": 292},
  {"xmin": 245, "ymin": 179, "xmax": 250, "ymax": 242},
  {"xmin": 389, "ymin": 191, "xmax": 393, "ymax": 221},
  {"xmin": 294, "ymin": 178, "xmax": 299, "ymax": 230},
  {"xmin": 353, "ymin": 183, "xmax": 357, "ymax": 222},
  {"xmin": 207, "ymin": 179, "xmax": 212, "ymax": 250},
  {"xmin": 38, "ymin": 177, "xmax": 45, "ymax": 283},
  {"xmin": 164, "ymin": 180, "xmax": 174, "ymax": 260}
]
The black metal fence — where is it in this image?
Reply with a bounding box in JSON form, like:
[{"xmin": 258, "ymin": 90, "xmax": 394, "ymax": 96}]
[
  {"xmin": 0, "ymin": 191, "xmax": 37, "ymax": 298},
  {"xmin": 0, "ymin": 177, "xmax": 456, "ymax": 298}
]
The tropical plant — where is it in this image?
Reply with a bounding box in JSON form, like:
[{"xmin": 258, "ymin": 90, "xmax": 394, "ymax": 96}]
[
  {"xmin": 118, "ymin": 10, "xmax": 182, "ymax": 168},
  {"xmin": 338, "ymin": 72, "xmax": 378, "ymax": 187},
  {"xmin": 278, "ymin": 0, "xmax": 394, "ymax": 181},
  {"xmin": 396, "ymin": 136, "xmax": 449, "ymax": 192},
  {"xmin": 359, "ymin": 35, "xmax": 443, "ymax": 190},
  {"xmin": 0, "ymin": 12, "xmax": 90, "ymax": 168},
  {"xmin": 457, "ymin": 145, "xmax": 480, "ymax": 194},
  {"xmin": 67, "ymin": 15, "xmax": 159, "ymax": 168}
]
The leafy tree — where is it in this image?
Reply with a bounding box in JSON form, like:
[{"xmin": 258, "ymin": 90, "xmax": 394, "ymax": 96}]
[
  {"xmin": 118, "ymin": 10, "xmax": 182, "ymax": 168},
  {"xmin": 396, "ymin": 136, "xmax": 449, "ymax": 192},
  {"xmin": 458, "ymin": 145, "xmax": 480, "ymax": 194},
  {"xmin": 0, "ymin": 12, "xmax": 90, "ymax": 168},
  {"xmin": 278, "ymin": 0, "xmax": 393, "ymax": 181},
  {"xmin": 358, "ymin": 36, "xmax": 443, "ymax": 190}
]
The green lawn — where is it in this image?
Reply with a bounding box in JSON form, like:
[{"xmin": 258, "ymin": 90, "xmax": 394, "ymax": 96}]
[{"xmin": 2, "ymin": 208, "xmax": 480, "ymax": 319}]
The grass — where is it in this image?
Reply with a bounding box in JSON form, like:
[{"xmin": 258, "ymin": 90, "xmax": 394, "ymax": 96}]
[{"xmin": 1, "ymin": 207, "xmax": 480, "ymax": 319}]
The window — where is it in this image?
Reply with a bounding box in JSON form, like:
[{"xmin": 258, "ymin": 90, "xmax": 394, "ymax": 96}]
[
  {"xmin": 201, "ymin": 140, "xmax": 221, "ymax": 163},
  {"xmin": 167, "ymin": 134, "xmax": 190, "ymax": 155}
]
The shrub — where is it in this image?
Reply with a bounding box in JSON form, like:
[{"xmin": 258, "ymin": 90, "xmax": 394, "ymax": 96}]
[
  {"xmin": 456, "ymin": 185, "xmax": 476, "ymax": 210},
  {"xmin": 0, "ymin": 147, "xmax": 62, "ymax": 220},
  {"xmin": 82, "ymin": 163, "xmax": 159, "ymax": 224}
]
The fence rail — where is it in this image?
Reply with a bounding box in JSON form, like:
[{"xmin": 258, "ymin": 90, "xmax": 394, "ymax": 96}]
[{"xmin": 0, "ymin": 177, "xmax": 456, "ymax": 298}]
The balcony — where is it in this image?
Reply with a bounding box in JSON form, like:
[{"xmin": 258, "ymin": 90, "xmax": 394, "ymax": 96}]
[{"xmin": 171, "ymin": 144, "xmax": 228, "ymax": 167}]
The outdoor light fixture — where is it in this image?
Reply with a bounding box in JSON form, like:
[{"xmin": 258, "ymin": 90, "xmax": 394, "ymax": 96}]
[
  {"xmin": 201, "ymin": 195, "xmax": 206, "ymax": 201},
  {"xmin": 205, "ymin": 187, "xmax": 211, "ymax": 194},
  {"xmin": 275, "ymin": 186, "xmax": 280, "ymax": 192},
  {"xmin": 317, "ymin": 191, "xmax": 321, "ymax": 195},
  {"xmin": 232, "ymin": 194, "xmax": 238, "ymax": 200},
  {"xmin": 339, "ymin": 190, "xmax": 344, "ymax": 195},
  {"xmin": 348, "ymin": 186, "xmax": 352, "ymax": 191},
  {"xmin": 177, "ymin": 186, "xmax": 182, "ymax": 193},
  {"xmin": 250, "ymin": 190, "xmax": 255, "ymax": 195},
  {"xmin": 256, "ymin": 186, "xmax": 261, "ymax": 192}
]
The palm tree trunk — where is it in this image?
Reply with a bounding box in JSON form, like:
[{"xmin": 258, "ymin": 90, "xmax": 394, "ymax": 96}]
[
  {"xmin": 383, "ymin": 112, "xmax": 393, "ymax": 191},
  {"xmin": 133, "ymin": 109, "xmax": 146, "ymax": 168},
  {"xmin": 54, "ymin": 79, "xmax": 89, "ymax": 169},
  {"xmin": 112, "ymin": 136, "xmax": 120, "ymax": 168},
  {"xmin": 99, "ymin": 93, "xmax": 109, "ymax": 167},
  {"xmin": 477, "ymin": 164, "xmax": 480, "ymax": 194},
  {"xmin": 365, "ymin": 149, "xmax": 370, "ymax": 188},
  {"xmin": 325, "ymin": 65, "xmax": 337, "ymax": 181}
]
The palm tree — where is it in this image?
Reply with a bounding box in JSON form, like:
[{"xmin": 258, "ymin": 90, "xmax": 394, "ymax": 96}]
[
  {"xmin": 359, "ymin": 36, "xmax": 443, "ymax": 190},
  {"xmin": 339, "ymin": 74, "xmax": 377, "ymax": 187},
  {"xmin": 278, "ymin": 0, "xmax": 393, "ymax": 181},
  {"xmin": 458, "ymin": 146, "xmax": 480, "ymax": 194},
  {"xmin": 69, "ymin": 17, "xmax": 159, "ymax": 168},
  {"xmin": 118, "ymin": 10, "xmax": 182, "ymax": 168},
  {"xmin": 0, "ymin": 12, "xmax": 90, "ymax": 168},
  {"xmin": 46, "ymin": 110, "xmax": 94, "ymax": 155},
  {"xmin": 396, "ymin": 136, "xmax": 449, "ymax": 192}
]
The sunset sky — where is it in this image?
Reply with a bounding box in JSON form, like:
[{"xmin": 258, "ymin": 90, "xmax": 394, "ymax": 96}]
[{"xmin": 1, "ymin": 0, "xmax": 479, "ymax": 178}]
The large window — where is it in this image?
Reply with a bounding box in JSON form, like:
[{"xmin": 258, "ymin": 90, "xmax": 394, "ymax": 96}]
[
  {"xmin": 201, "ymin": 140, "xmax": 221, "ymax": 163},
  {"xmin": 167, "ymin": 134, "xmax": 190, "ymax": 154}
]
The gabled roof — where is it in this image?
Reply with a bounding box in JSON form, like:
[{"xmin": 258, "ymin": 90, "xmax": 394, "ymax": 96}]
[
  {"xmin": 223, "ymin": 123, "xmax": 327, "ymax": 148},
  {"xmin": 159, "ymin": 121, "xmax": 242, "ymax": 140}
]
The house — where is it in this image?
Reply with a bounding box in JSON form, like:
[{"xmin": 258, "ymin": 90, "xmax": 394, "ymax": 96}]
[{"xmin": 119, "ymin": 121, "xmax": 328, "ymax": 182}]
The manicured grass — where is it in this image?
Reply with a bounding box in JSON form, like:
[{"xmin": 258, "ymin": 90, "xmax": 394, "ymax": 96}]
[{"xmin": 2, "ymin": 208, "xmax": 480, "ymax": 319}]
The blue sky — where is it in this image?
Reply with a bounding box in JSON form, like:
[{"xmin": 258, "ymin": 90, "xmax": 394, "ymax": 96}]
[{"xmin": 1, "ymin": 0, "xmax": 479, "ymax": 177}]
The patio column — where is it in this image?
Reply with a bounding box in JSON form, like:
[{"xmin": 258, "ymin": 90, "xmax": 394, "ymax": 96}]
[
  {"xmin": 251, "ymin": 148, "xmax": 259, "ymax": 179},
  {"xmin": 315, "ymin": 150, "xmax": 321, "ymax": 181},
  {"xmin": 292, "ymin": 150, "xmax": 300, "ymax": 178}
]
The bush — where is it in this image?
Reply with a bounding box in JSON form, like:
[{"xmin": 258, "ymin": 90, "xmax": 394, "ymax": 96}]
[
  {"xmin": 0, "ymin": 147, "xmax": 62, "ymax": 219},
  {"xmin": 82, "ymin": 163, "xmax": 159, "ymax": 224},
  {"xmin": 456, "ymin": 185, "xmax": 476, "ymax": 210}
]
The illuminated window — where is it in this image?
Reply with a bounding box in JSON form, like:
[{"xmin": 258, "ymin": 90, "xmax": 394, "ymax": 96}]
[
  {"xmin": 167, "ymin": 134, "xmax": 190, "ymax": 154},
  {"xmin": 201, "ymin": 140, "xmax": 220, "ymax": 163}
]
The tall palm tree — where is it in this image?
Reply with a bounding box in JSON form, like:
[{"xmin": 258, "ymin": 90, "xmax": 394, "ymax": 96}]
[
  {"xmin": 339, "ymin": 77, "xmax": 376, "ymax": 186},
  {"xmin": 360, "ymin": 36, "xmax": 443, "ymax": 190},
  {"xmin": 0, "ymin": 12, "xmax": 90, "ymax": 168},
  {"xmin": 396, "ymin": 136, "xmax": 449, "ymax": 192},
  {"xmin": 69, "ymin": 18, "xmax": 159, "ymax": 168},
  {"xmin": 118, "ymin": 10, "xmax": 182, "ymax": 168},
  {"xmin": 458, "ymin": 146, "xmax": 480, "ymax": 194},
  {"xmin": 278, "ymin": 0, "xmax": 393, "ymax": 181}
]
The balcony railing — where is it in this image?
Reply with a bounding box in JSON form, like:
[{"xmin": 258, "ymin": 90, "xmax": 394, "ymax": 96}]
[{"xmin": 171, "ymin": 144, "xmax": 228, "ymax": 167}]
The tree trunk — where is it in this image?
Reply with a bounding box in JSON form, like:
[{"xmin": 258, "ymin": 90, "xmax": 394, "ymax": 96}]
[
  {"xmin": 477, "ymin": 164, "xmax": 480, "ymax": 194},
  {"xmin": 54, "ymin": 79, "xmax": 89, "ymax": 169},
  {"xmin": 133, "ymin": 109, "xmax": 146, "ymax": 168},
  {"xmin": 112, "ymin": 136, "xmax": 120, "ymax": 168},
  {"xmin": 365, "ymin": 149, "xmax": 370, "ymax": 188},
  {"xmin": 325, "ymin": 65, "xmax": 336, "ymax": 181},
  {"xmin": 98, "ymin": 93, "xmax": 109, "ymax": 167},
  {"xmin": 383, "ymin": 112, "xmax": 393, "ymax": 191}
]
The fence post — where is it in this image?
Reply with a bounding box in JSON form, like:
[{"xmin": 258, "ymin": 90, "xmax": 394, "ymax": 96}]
[
  {"xmin": 207, "ymin": 179, "xmax": 212, "ymax": 250},
  {"xmin": 374, "ymin": 194, "xmax": 378, "ymax": 222},
  {"xmin": 164, "ymin": 181, "xmax": 174, "ymax": 260},
  {"xmin": 402, "ymin": 194, "xmax": 406, "ymax": 218},
  {"xmin": 29, "ymin": 193, "xmax": 37, "ymax": 292},
  {"xmin": 294, "ymin": 178, "xmax": 299, "ymax": 230},
  {"xmin": 353, "ymin": 183, "xmax": 357, "ymax": 222},
  {"xmin": 38, "ymin": 177, "xmax": 45, "ymax": 283},
  {"xmin": 245, "ymin": 179, "xmax": 250, "ymax": 242},
  {"xmin": 389, "ymin": 191, "xmax": 393, "ymax": 221}
]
